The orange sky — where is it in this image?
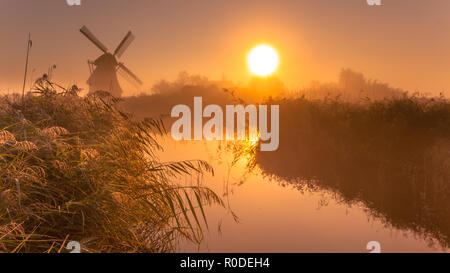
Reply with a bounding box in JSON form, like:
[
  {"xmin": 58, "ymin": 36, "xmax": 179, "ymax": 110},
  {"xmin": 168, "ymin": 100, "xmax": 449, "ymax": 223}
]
[{"xmin": 1, "ymin": 0, "xmax": 450, "ymax": 96}]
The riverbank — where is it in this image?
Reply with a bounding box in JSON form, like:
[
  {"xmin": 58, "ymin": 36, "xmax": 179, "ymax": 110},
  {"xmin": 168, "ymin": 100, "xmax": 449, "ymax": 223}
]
[{"xmin": 0, "ymin": 78, "xmax": 222, "ymax": 253}]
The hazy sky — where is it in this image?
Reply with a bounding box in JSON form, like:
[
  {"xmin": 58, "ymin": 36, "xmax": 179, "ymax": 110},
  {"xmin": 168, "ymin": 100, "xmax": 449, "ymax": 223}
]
[{"xmin": 1, "ymin": 0, "xmax": 450, "ymax": 95}]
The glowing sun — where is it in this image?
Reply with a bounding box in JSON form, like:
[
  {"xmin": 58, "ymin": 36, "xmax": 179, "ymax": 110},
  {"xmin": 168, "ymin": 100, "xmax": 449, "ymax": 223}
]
[{"xmin": 247, "ymin": 45, "xmax": 279, "ymax": 77}]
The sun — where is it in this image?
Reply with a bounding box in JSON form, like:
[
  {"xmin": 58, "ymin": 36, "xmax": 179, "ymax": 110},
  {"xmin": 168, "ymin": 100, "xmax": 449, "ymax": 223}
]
[{"xmin": 247, "ymin": 45, "xmax": 279, "ymax": 77}]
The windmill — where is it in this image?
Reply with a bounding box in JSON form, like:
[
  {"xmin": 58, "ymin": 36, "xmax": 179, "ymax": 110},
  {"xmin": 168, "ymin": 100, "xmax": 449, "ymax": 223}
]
[{"xmin": 80, "ymin": 25, "xmax": 143, "ymax": 97}]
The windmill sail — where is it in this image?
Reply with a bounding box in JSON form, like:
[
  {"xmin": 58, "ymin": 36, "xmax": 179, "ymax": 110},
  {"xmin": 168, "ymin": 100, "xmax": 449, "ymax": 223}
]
[
  {"xmin": 118, "ymin": 63, "xmax": 143, "ymax": 86},
  {"xmin": 114, "ymin": 31, "xmax": 135, "ymax": 58},
  {"xmin": 80, "ymin": 26, "xmax": 108, "ymax": 53}
]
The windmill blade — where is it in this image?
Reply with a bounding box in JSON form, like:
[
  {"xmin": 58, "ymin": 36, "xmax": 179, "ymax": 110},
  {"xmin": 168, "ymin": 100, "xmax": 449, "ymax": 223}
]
[
  {"xmin": 80, "ymin": 26, "xmax": 108, "ymax": 53},
  {"xmin": 114, "ymin": 31, "xmax": 135, "ymax": 58},
  {"xmin": 117, "ymin": 63, "xmax": 143, "ymax": 86}
]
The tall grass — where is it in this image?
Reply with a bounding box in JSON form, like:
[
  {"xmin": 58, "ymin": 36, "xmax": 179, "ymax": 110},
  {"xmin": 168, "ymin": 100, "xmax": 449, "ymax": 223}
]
[{"xmin": 0, "ymin": 77, "xmax": 223, "ymax": 253}]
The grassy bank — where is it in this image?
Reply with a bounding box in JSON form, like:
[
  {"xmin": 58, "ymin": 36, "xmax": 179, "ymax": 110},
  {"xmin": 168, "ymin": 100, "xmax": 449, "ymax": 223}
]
[{"xmin": 0, "ymin": 78, "xmax": 222, "ymax": 253}]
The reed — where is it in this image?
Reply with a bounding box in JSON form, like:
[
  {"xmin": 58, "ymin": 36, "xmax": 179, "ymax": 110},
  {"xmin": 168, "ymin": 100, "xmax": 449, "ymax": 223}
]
[{"xmin": 0, "ymin": 76, "xmax": 223, "ymax": 253}]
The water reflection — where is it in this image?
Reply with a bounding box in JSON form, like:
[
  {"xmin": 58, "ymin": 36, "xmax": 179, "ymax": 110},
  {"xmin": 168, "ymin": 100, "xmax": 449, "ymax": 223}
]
[
  {"xmin": 255, "ymin": 102, "xmax": 450, "ymax": 250},
  {"xmin": 157, "ymin": 137, "xmax": 447, "ymax": 252},
  {"xmin": 121, "ymin": 74, "xmax": 449, "ymax": 252}
]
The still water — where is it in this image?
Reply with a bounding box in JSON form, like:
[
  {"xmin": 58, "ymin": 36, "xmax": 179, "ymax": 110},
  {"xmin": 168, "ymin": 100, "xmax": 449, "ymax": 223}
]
[{"xmin": 157, "ymin": 137, "xmax": 447, "ymax": 253}]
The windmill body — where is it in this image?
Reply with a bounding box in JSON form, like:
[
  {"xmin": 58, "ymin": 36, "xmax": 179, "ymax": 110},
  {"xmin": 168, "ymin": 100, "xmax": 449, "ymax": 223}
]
[
  {"xmin": 87, "ymin": 53, "xmax": 122, "ymax": 97},
  {"xmin": 80, "ymin": 26, "xmax": 143, "ymax": 97}
]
